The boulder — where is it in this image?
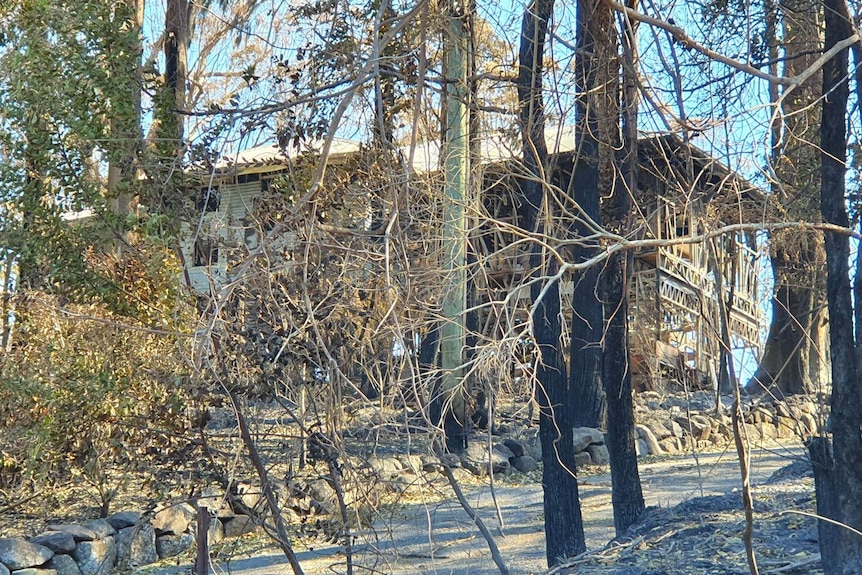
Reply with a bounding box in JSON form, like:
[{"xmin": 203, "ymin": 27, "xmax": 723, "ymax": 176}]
[
  {"xmin": 235, "ymin": 482, "xmax": 262, "ymax": 513},
  {"xmin": 152, "ymin": 503, "xmax": 196, "ymax": 535},
  {"xmin": 71, "ymin": 537, "xmax": 116, "ymax": 575},
  {"xmin": 645, "ymin": 421, "xmax": 672, "ymax": 440},
  {"xmin": 658, "ymin": 436, "xmax": 681, "ymax": 453},
  {"xmin": 197, "ymin": 487, "xmax": 233, "ymax": 519},
  {"xmin": 44, "ymin": 555, "xmax": 81, "ymax": 575},
  {"xmin": 80, "ymin": 522, "xmax": 114, "ymax": 541},
  {"xmin": 574, "ymin": 451, "xmax": 592, "ymax": 469},
  {"xmin": 0, "ymin": 539, "xmax": 54, "ymax": 571},
  {"xmin": 587, "ymin": 444, "xmax": 610, "ymax": 466},
  {"xmin": 502, "ymin": 438, "xmax": 530, "ymax": 458},
  {"xmin": 223, "ymin": 515, "xmax": 257, "ymax": 538},
  {"xmin": 438, "ymin": 453, "xmax": 461, "ymax": 469},
  {"xmin": 106, "ymin": 512, "xmax": 141, "ymax": 531},
  {"xmin": 28, "ymin": 533, "xmax": 74, "ymax": 555},
  {"xmin": 398, "ymin": 455, "xmax": 424, "ymax": 474},
  {"xmin": 369, "ymin": 457, "xmax": 403, "ymax": 479},
  {"xmin": 0, "ymin": 562, "xmax": 7, "ymax": 575},
  {"xmin": 572, "ymin": 427, "xmax": 603, "ymax": 453},
  {"xmin": 799, "ymin": 413, "xmax": 818, "ymax": 435},
  {"xmin": 115, "ymin": 524, "xmax": 157, "ymax": 569},
  {"xmin": 10, "ymin": 569, "xmax": 57, "ymax": 575},
  {"xmin": 511, "ymin": 455, "xmax": 538, "ymax": 473},
  {"xmin": 492, "ymin": 443, "xmax": 516, "ymax": 461},
  {"xmin": 41, "ymin": 527, "xmax": 94, "ymax": 544},
  {"xmin": 460, "ymin": 443, "xmax": 510, "ymax": 475},
  {"xmin": 155, "ymin": 534, "xmax": 193, "ymax": 560},
  {"xmin": 636, "ymin": 425, "xmax": 663, "ymax": 456},
  {"xmin": 636, "ymin": 439, "xmax": 649, "ymax": 457}
]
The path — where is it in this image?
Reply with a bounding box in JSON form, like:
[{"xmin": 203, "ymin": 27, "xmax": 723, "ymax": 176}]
[{"xmin": 179, "ymin": 445, "xmax": 806, "ymax": 575}]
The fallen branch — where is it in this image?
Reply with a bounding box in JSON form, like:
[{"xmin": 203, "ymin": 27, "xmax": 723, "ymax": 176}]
[{"xmin": 436, "ymin": 464, "xmax": 510, "ymax": 575}]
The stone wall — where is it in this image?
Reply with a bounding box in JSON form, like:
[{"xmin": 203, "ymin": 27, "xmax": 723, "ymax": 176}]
[{"xmin": 0, "ymin": 498, "xmax": 257, "ymax": 575}]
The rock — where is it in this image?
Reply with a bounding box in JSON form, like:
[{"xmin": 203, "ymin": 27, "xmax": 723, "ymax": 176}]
[
  {"xmin": 223, "ymin": 515, "xmax": 257, "ymax": 538},
  {"xmin": 776, "ymin": 416, "xmax": 796, "ymax": 437},
  {"xmin": 152, "ymin": 503, "xmax": 196, "ymax": 535},
  {"xmin": 10, "ymin": 569, "xmax": 57, "ymax": 575},
  {"xmin": 235, "ymin": 482, "xmax": 262, "ymax": 512},
  {"xmin": 44, "ymin": 555, "xmax": 81, "ymax": 575},
  {"xmin": 800, "ymin": 413, "xmax": 818, "ymax": 435},
  {"xmin": 106, "ymin": 512, "xmax": 141, "ymax": 531},
  {"xmin": 460, "ymin": 443, "xmax": 510, "ymax": 475},
  {"xmin": 670, "ymin": 420, "xmax": 684, "ymax": 438},
  {"xmin": 115, "ymin": 524, "xmax": 157, "ymax": 569},
  {"xmin": 398, "ymin": 455, "xmax": 424, "ymax": 474},
  {"xmin": 71, "ymin": 538, "xmax": 116, "ymax": 575},
  {"xmin": 775, "ymin": 402, "xmax": 791, "ymax": 418},
  {"xmin": 450, "ymin": 467, "xmax": 474, "ymax": 483},
  {"xmin": 197, "ymin": 487, "xmax": 232, "ymax": 518},
  {"xmin": 572, "ymin": 427, "xmax": 603, "ymax": 453},
  {"xmin": 80, "ymin": 521, "xmax": 114, "ymax": 541},
  {"xmin": 492, "ymin": 443, "xmax": 516, "ymax": 461},
  {"xmin": 155, "ymin": 534, "xmax": 192, "ymax": 560},
  {"xmin": 307, "ymin": 479, "xmax": 335, "ymax": 507},
  {"xmin": 658, "ymin": 436, "xmax": 681, "ymax": 453},
  {"xmin": 0, "ymin": 539, "xmax": 54, "ymax": 571},
  {"xmin": 41, "ymin": 527, "xmax": 95, "ymax": 544},
  {"xmin": 502, "ymin": 438, "xmax": 529, "ymax": 458},
  {"xmin": 636, "ymin": 424, "xmax": 663, "ymax": 455},
  {"xmin": 587, "ymin": 444, "xmax": 610, "ymax": 465},
  {"xmin": 0, "ymin": 562, "xmax": 7, "ymax": 575},
  {"xmin": 636, "ymin": 439, "xmax": 649, "ymax": 457},
  {"xmin": 438, "ymin": 453, "xmax": 461, "ymax": 468},
  {"xmin": 574, "ymin": 451, "xmax": 592, "ymax": 469},
  {"xmin": 369, "ymin": 457, "xmax": 403, "ymax": 479},
  {"xmin": 645, "ymin": 421, "xmax": 672, "ymax": 440},
  {"xmin": 28, "ymin": 533, "xmax": 75, "ymax": 555},
  {"xmin": 511, "ymin": 455, "xmax": 538, "ymax": 473}
]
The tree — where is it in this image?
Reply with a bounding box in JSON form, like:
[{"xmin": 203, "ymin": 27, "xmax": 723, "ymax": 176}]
[
  {"xmin": 752, "ymin": 0, "xmax": 828, "ymax": 397},
  {"xmin": 808, "ymin": 0, "xmax": 862, "ymax": 570},
  {"xmin": 602, "ymin": 0, "xmax": 645, "ymax": 534},
  {"xmin": 517, "ymin": 0, "xmax": 586, "ymax": 565}
]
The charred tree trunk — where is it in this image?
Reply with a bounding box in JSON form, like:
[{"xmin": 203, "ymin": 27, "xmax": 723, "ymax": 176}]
[
  {"xmin": 602, "ymin": 0, "xmax": 644, "ymax": 535},
  {"xmin": 809, "ymin": 0, "xmax": 862, "ymax": 571},
  {"xmin": 566, "ymin": 0, "xmax": 614, "ymax": 430},
  {"xmin": 753, "ymin": 0, "xmax": 827, "ymax": 397},
  {"xmin": 517, "ymin": 0, "xmax": 586, "ymax": 565}
]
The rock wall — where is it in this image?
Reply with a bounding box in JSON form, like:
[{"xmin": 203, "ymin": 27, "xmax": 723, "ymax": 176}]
[{"xmin": 0, "ymin": 499, "xmax": 255, "ymax": 575}]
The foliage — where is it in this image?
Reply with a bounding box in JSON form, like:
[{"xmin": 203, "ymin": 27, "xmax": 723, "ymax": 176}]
[{"xmin": 0, "ymin": 239, "xmax": 197, "ymax": 492}]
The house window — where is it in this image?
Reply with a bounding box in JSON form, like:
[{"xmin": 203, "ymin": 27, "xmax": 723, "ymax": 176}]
[
  {"xmin": 194, "ymin": 237, "xmax": 219, "ymax": 267},
  {"xmin": 197, "ymin": 187, "xmax": 221, "ymax": 212}
]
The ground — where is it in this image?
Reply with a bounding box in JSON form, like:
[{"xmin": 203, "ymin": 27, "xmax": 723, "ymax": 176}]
[{"xmin": 145, "ymin": 445, "xmax": 819, "ymax": 575}]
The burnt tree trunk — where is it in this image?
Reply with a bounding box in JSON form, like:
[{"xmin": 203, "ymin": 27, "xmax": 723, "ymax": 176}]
[
  {"xmin": 809, "ymin": 0, "xmax": 862, "ymax": 571},
  {"xmin": 602, "ymin": 0, "xmax": 644, "ymax": 535},
  {"xmin": 517, "ymin": 0, "xmax": 586, "ymax": 565}
]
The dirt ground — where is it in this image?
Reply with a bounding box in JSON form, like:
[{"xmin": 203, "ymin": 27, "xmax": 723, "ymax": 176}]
[{"xmin": 162, "ymin": 443, "xmax": 817, "ymax": 575}]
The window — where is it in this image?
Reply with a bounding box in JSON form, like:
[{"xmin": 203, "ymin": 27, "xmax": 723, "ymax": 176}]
[
  {"xmin": 197, "ymin": 187, "xmax": 221, "ymax": 212},
  {"xmin": 193, "ymin": 237, "xmax": 219, "ymax": 267}
]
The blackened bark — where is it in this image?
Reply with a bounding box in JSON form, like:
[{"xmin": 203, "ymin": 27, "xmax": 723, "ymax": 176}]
[
  {"xmin": 567, "ymin": 0, "xmax": 607, "ymax": 430},
  {"xmin": 517, "ymin": 0, "xmax": 586, "ymax": 565},
  {"xmin": 812, "ymin": 0, "xmax": 862, "ymax": 571},
  {"xmin": 602, "ymin": 4, "xmax": 644, "ymax": 534},
  {"xmin": 602, "ymin": 254, "xmax": 644, "ymax": 534}
]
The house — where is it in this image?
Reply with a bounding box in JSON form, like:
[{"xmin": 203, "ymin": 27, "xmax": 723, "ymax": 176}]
[{"xmin": 184, "ymin": 130, "xmax": 765, "ymax": 391}]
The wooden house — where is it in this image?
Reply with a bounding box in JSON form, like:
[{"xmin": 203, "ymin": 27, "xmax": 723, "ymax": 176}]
[{"xmin": 185, "ymin": 130, "xmax": 764, "ymax": 392}]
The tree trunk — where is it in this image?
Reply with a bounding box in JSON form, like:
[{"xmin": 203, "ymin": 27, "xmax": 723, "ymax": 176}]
[
  {"xmin": 753, "ymin": 0, "xmax": 826, "ymax": 397},
  {"xmin": 810, "ymin": 0, "xmax": 862, "ymax": 571},
  {"xmin": 517, "ymin": 0, "xmax": 586, "ymax": 565},
  {"xmin": 602, "ymin": 0, "xmax": 644, "ymax": 535},
  {"xmin": 440, "ymin": 0, "xmax": 471, "ymax": 453}
]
